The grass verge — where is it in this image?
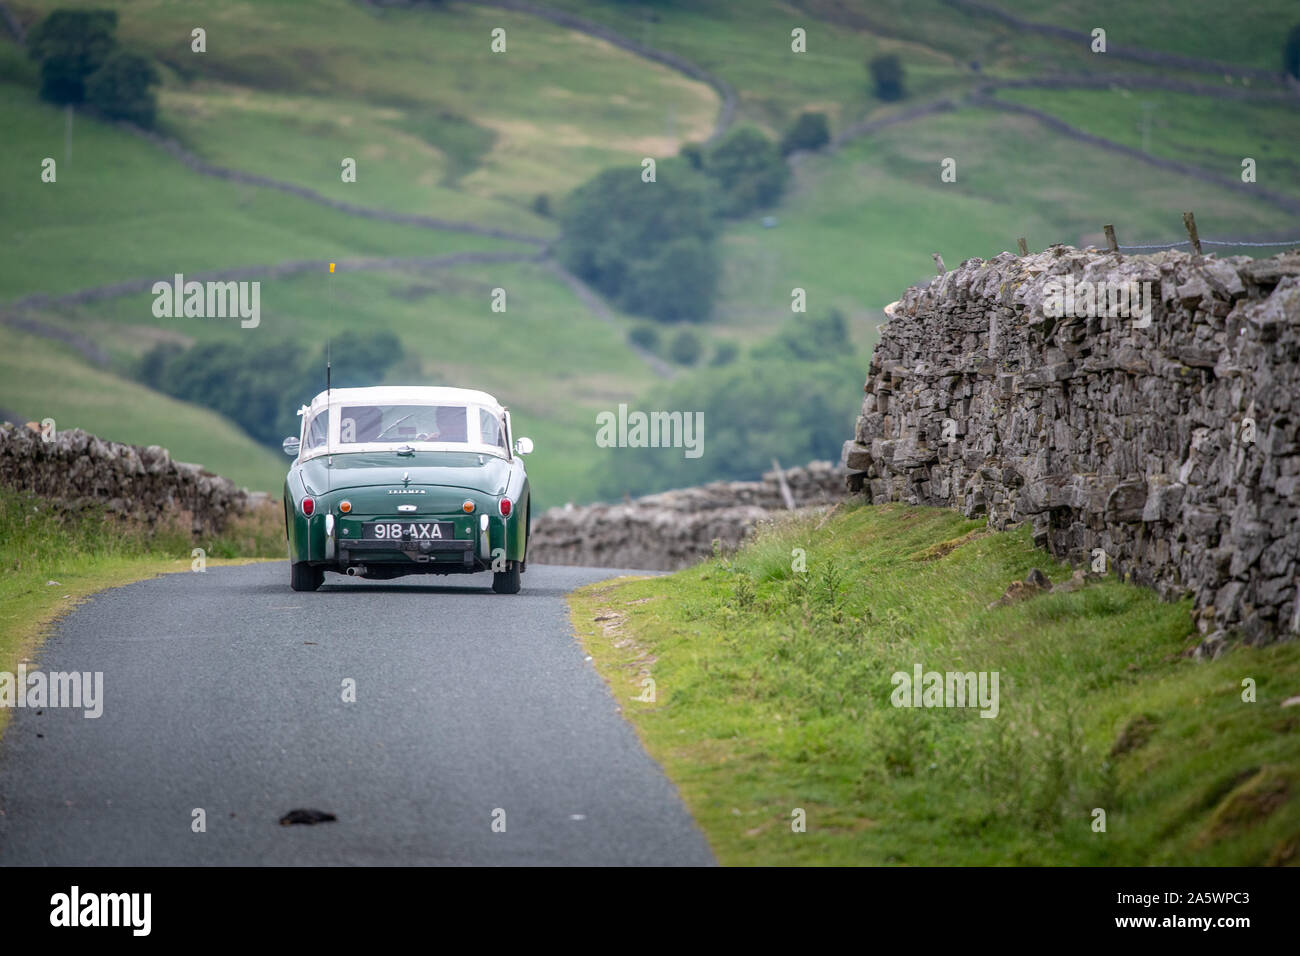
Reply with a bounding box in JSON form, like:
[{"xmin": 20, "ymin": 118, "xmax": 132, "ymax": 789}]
[
  {"xmin": 569, "ymin": 503, "xmax": 1300, "ymax": 865},
  {"xmin": 0, "ymin": 488, "xmax": 283, "ymax": 737}
]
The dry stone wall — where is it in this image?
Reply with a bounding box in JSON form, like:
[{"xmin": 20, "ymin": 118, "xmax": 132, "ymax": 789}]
[
  {"xmin": 530, "ymin": 461, "xmax": 844, "ymax": 570},
  {"xmin": 841, "ymin": 246, "xmax": 1300, "ymax": 646},
  {"xmin": 0, "ymin": 422, "xmax": 255, "ymax": 534}
]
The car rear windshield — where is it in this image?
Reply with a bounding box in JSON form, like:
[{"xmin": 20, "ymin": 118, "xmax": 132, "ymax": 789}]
[{"xmin": 338, "ymin": 404, "xmax": 470, "ymax": 444}]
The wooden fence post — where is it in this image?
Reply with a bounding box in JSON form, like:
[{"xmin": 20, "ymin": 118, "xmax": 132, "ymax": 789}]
[
  {"xmin": 771, "ymin": 458, "xmax": 795, "ymax": 511},
  {"xmin": 1183, "ymin": 212, "xmax": 1202, "ymax": 255}
]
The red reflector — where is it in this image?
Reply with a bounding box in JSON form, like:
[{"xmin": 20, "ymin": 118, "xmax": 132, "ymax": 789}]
[
  {"xmin": 302, "ymin": 497, "xmax": 315, "ymax": 516},
  {"xmin": 499, "ymin": 497, "xmax": 512, "ymax": 517}
]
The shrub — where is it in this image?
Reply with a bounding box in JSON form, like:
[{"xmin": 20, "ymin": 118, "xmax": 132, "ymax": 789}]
[
  {"xmin": 27, "ymin": 9, "xmax": 118, "ymax": 105},
  {"xmin": 1285, "ymin": 24, "xmax": 1300, "ymax": 80},
  {"xmin": 628, "ymin": 324, "xmax": 661, "ymax": 353},
  {"xmin": 140, "ymin": 332, "xmax": 402, "ymax": 448},
  {"xmin": 780, "ymin": 111, "xmax": 831, "ymax": 155},
  {"xmin": 620, "ymin": 236, "xmax": 719, "ymax": 323},
  {"xmin": 679, "ymin": 142, "xmax": 705, "ymax": 170},
  {"xmin": 85, "ymin": 50, "xmax": 160, "ymax": 127},
  {"xmin": 703, "ymin": 125, "xmax": 789, "ymax": 217},
  {"xmin": 598, "ymin": 349, "xmax": 862, "ymax": 496},
  {"xmin": 668, "ymin": 329, "xmax": 703, "ymax": 365},
  {"xmin": 752, "ymin": 308, "xmax": 851, "ymax": 362},
  {"xmin": 557, "ymin": 160, "xmax": 719, "ymax": 320},
  {"xmin": 868, "ymin": 53, "xmax": 905, "ymax": 101},
  {"xmin": 710, "ymin": 341, "xmax": 739, "ymax": 366}
]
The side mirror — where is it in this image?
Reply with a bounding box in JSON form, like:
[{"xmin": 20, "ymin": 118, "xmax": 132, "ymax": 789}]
[
  {"xmin": 282, "ymin": 436, "xmax": 301, "ymax": 456},
  {"xmin": 514, "ymin": 437, "xmax": 534, "ymax": 455}
]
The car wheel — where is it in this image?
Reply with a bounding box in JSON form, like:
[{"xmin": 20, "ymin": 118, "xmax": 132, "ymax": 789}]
[
  {"xmin": 291, "ymin": 562, "xmax": 324, "ymax": 592},
  {"xmin": 492, "ymin": 565, "xmax": 522, "ymax": 594}
]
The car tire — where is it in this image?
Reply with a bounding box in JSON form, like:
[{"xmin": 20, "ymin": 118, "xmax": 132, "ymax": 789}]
[
  {"xmin": 291, "ymin": 562, "xmax": 324, "ymax": 592},
  {"xmin": 492, "ymin": 565, "xmax": 522, "ymax": 594}
]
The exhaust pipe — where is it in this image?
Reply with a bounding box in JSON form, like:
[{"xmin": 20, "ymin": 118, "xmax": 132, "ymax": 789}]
[{"xmin": 346, "ymin": 565, "xmax": 367, "ymax": 577}]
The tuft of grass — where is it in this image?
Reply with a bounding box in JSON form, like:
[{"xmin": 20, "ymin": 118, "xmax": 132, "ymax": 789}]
[
  {"xmin": 0, "ymin": 488, "xmax": 283, "ymax": 737},
  {"xmin": 570, "ymin": 503, "xmax": 1300, "ymax": 865}
]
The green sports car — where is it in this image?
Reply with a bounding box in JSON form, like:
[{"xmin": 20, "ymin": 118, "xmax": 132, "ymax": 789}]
[{"xmin": 282, "ymin": 385, "xmax": 533, "ymax": 593}]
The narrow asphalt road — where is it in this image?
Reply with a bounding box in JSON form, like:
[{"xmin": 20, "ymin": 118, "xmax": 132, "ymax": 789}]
[{"xmin": 0, "ymin": 563, "xmax": 715, "ymax": 866}]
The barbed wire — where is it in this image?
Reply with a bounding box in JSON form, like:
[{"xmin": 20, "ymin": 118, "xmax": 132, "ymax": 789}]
[{"xmin": 1117, "ymin": 238, "xmax": 1300, "ymax": 250}]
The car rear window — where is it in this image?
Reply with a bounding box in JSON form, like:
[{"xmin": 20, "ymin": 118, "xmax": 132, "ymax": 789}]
[{"xmin": 338, "ymin": 404, "xmax": 470, "ymax": 444}]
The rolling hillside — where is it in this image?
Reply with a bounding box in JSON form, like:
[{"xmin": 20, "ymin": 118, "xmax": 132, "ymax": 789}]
[{"xmin": 2, "ymin": 0, "xmax": 1296, "ymax": 501}]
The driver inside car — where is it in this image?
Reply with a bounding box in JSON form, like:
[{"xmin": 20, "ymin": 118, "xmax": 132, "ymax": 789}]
[
  {"xmin": 409, "ymin": 406, "xmax": 466, "ymax": 443},
  {"xmin": 340, "ymin": 404, "xmax": 470, "ymax": 443}
]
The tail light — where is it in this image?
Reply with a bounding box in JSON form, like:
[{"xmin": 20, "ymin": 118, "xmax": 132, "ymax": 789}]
[
  {"xmin": 462, "ymin": 499, "xmax": 475, "ymax": 513},
  {"xmin": 499, "ymin": 497, "xmax": 512, "ymax": 517},
  {"xmin": 339, "ymin": 500, "xmax": 352, "ymax": 513},
  {"xmin": 302, "ymin": 497, "xmax": 315, "ymax": 516}
]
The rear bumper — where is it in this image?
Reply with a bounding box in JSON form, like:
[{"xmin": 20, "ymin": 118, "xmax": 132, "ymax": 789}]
[
  {"xmin": 290, "ymin": 498, "xmax": 526, "ymax": 570},
  {"xmin": 338, "ymin": 537, "xmax": 481, "ymax": 570}
]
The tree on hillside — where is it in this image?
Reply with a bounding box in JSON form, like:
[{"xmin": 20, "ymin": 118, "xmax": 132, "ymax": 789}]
[
  {"xmin": 752, "ymin": 308, "xmax": 851, "ymax": 362},
  {"xmin": 780, "ymin": 111, "xmax": 831, "ymax": 155},
  {"xmin": 709, "ymin": 341, "xmax": 739, "ymax": 366},
  {"xmin": 557, "ymin": 159, "xmax": 719, "ymax": 321},
  {"xmin": 668, "ymin": 328, "xmax": 703, "ymax": 365},
  {"xmin": 597, "ymin": 350, "xmax": 862, "ymax": 497},
  {"xmin": 628, "ymin": 324, "xmax": 661, "ymax": 353},
  {"xmin": 140, "ymin": 333, "xmax": 403, "ymax": 448},
  {"xmin": 703, "ymin": 126, "xmax": 789, "ymax": 217},
  {"xmin": 27, "ymin": 9, "xmax": 118, "ymax": 105},
  {"xmin": 85, "ymin": 50, "xmax": 159, "ymax": 127},
  {"xmin": 1285, "ymin": 24, "xmax": 1300, "ymax": 80},
  {"xmin": 620, "ymin": 236, "xmax": 719, "ymax": 323},
  {"xmin": 868, "ymin": 53, "xmax": 905, "ymax": 101},
  {"xmin": 324, "ymin": 330, "xmax": 403, "ymax": 389},
  {"xmin": 153, "ymin": 340, "xmax": 305, "ymax": 447}
]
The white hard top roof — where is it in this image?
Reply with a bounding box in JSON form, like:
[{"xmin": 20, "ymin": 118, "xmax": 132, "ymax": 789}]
[{"xmin": 307, "ymin": 385, "xmax": 504, "ymax": 413}]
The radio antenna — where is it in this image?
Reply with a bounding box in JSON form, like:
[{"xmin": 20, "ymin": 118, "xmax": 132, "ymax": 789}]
[{"xmin": 326, "ymin": 263, "xmax": 333, "ymax": 493}]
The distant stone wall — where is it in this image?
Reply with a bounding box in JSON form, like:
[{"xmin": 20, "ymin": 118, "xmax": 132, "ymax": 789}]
[
  {"xmin": 530, "ymin": 461, "xmax": 845, "ymax": 570},
  {"xmin": 841, "ymin": 246, "xmax": 1300, "ymax": 646},
  {"xmin": 0, "ymin": 423, "xmax": 254, "ymax": 534}
]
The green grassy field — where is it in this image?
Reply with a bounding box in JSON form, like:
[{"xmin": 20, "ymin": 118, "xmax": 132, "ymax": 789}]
[
  {"xmin": 710, "ymin": 103, "xmax": 1299, "ymax": 348},
  {"xmin": 1012, "ymin": 0, "xmax": 1297, "ymax": 71},
  {"xmin": 2, "ymin": 0, "xmax": 1296, "ymax": 501},
  {"xmin": 572, "ymin": 504, "xmax": 1300, "ymax": 865},
  {"xmin": 551, "ymin": 0, "xmax": 960, "ymax": 130},
  {"xmin": 1000, "ymin": 87, "xmax": 1300, "ymax": 205},
  {"xmin": 0, "ymin": 83, "xmax": 513, "ymax": 301},
  {"xmin": 8, "ymin": 0, "xmax": 719, "ymax": 211}
]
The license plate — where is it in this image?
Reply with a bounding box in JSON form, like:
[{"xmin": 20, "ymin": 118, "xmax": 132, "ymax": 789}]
[{"xmin": 363, "ymin": 521, "xmax": 455, "ymax": 541}]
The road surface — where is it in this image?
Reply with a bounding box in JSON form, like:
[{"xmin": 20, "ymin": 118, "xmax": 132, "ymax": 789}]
[{"xmin": 0, "ymin": 563, "xmax": 714, "ymax": 866}]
